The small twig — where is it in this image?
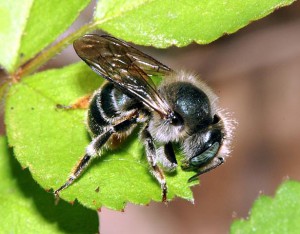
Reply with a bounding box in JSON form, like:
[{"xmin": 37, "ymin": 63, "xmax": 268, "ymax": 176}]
[{"xmin": 13, "ymin": 21, "xmax": 98, "ymax": 81}]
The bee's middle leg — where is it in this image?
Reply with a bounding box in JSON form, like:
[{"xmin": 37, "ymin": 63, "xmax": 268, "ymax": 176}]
[{"xmin": 141, "ymin": 126, "xmax": 167, "ymax": 203}]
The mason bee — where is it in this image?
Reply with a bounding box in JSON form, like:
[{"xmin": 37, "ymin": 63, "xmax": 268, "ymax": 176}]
[{"xmin": 54, "ymin": 34, "xmax": 234, "ymax": 201}]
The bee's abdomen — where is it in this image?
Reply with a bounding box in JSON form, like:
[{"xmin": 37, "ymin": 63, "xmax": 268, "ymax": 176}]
[
  {"xmin": 87, "ymin": 90, "xmax": 109, "ymax": 137},
  {"xmin": 87, "ymin": 82, "xmax": 139, "ymax": 137}
]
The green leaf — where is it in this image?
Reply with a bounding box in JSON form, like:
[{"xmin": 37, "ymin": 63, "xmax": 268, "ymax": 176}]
[
  {"xmin": 5, "ymin": 62, "xmax": 198, "ymax": 210},
  {"xmin": 95, "ymin": 0, "xmax": 296, "ymax": 47},
  {"xmin": 0, "ymin": 136, "xmax": 98, "ymax": 233},
  {"xmin": 230, "ymin": 180, "xmax": 300, "ymax": 234},
  {"xmin": 0, "ymin": 0, "xmax": 90, "ymax": 73}
]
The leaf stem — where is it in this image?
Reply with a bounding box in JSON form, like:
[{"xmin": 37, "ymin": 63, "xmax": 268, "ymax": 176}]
[{"xmin": 13, "ymin": 21, "xmax": 98, "ymax": 81}]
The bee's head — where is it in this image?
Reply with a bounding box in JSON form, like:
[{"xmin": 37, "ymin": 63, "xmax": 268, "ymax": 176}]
[{"xmin": 181, "ymin": 115, "xmax": 225, "ymax": 181}]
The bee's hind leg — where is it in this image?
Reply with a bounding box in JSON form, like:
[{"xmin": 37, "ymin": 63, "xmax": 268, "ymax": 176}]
[
  {"xmin": 54, "ymin": 130, "xmax": 112, "ymax": 198},
  {"xmin": 54, "ymin": 114, "xmax": 138, "ymax": 198},
  {"xmin": 54, "ymin": 112, "xmax": 137, "ymax": 197}
]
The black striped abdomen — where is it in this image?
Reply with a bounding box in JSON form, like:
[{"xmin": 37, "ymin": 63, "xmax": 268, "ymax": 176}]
[{"xmin": 87, "ymin": 82, "xmax": 140, "ymax": 138}]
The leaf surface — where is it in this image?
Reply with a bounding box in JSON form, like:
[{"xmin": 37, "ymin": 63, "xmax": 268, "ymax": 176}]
[
  {"xmin": 95, "ymin": 0, "xmax": 295, "ymax": 47},
  {"xmin": 0, "ymin": 136, "xmax": 98, "ymax": 233},
  {"xmin": 0, "ymin": 0, "xmax": 90, "ymax": 72},
  {"xmin": 231, "ymin": 181, "xmax": 300, "ymax": 234}
]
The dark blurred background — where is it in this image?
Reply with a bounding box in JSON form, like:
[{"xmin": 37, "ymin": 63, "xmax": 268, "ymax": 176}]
[{"xmin": 1, "ymin": 1, "xmax": 300, "ymax": 233}]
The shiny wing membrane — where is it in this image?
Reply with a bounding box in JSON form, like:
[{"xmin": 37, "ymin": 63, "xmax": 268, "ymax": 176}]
[{"xmin": 73, "ymin": 34, "xmax": 173, "ymax": 117}]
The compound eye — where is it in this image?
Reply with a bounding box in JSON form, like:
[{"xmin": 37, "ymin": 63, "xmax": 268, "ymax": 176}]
[
  {"xmin": 190, "ymin": 142, "xmax": 220, "ymax": 167},
  {"xmin": 168, "ymin": 111, "xmax": 184, "ymax": 126}
]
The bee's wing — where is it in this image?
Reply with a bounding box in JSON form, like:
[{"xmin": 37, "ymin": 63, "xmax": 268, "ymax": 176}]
[{"xmin": 73, "ymin": 34, "xmax": 172, "ymax": 117}]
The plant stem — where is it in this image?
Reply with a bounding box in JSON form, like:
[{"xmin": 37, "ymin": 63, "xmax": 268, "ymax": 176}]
[{"xmin": 14, "ymin": 21, "xmax": 98, "ymax": 81}]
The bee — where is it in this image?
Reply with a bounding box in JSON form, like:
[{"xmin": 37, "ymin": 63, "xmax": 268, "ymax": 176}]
[{"xmin": 54, "ymin": 34, "xmax": 234, "ymax": 202}]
